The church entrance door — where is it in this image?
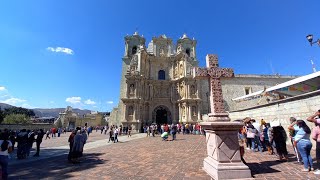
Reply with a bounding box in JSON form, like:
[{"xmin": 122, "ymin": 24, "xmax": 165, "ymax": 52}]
[
  {"xmin": 68, "ymin": 121, "xmax": 75, "ymax": 130},
  {"xmin": 156, "ymin": 108, "xmax": 168, "ymax": 125},
  {"xmin": 152, "ymin": 105, "xmax": 172, "ymax": 125}
]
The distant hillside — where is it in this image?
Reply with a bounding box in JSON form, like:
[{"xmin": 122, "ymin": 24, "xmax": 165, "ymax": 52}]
[
  {"xmin": 0, "ymin": 103, "xmax": 14, "ymax": 110},
  {"xmin": 0, "ymin": 103, "xmax": 92, "ymax": 118},
  {"xmin": 33, "ymin": 108, "xmax": 91, "ymax": 118}
]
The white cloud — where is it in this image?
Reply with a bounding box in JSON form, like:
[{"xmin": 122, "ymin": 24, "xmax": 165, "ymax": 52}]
[
  {"xmin": 47, "ymin": 47, "xmax": 74, "ymax": 55},
  {"xmin": 84, "ymin": 99, "xmax": 96, "ymax": 105},
  {"xmin": 93, "ymin": 106, "xmax": 97, "ymax": 108},
  {"xmin": 0, "ymin": 86, "xmax": 6, "ymax": 91},
  {"xmin": 106, "ymin": 101, "xmax": 114, "ymax": 104},
  {"xmin": 49, "ymin": 101, "xmax": 55, "ymax": 104},
  {"xmin": 66, "ymin": 97, "xmax": 81, "ymax": 104},
  {"xmin": 0, "ymin": 97, "xmax": 26, "ymax": 105}
]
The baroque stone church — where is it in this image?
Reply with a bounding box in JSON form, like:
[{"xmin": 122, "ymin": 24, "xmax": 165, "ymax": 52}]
[{"xmin": 110, "ymin": 32, "xmax": 296, "ymax": 131}]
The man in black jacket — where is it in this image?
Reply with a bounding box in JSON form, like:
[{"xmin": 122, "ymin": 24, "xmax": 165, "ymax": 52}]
[{"xmin": 33, "ymin": 129, "xmax": 44, "ymax": 157}]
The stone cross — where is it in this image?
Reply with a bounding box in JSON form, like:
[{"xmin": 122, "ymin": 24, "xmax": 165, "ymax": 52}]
[
  {"xmin": 194, "ymin": 54, "xmax": 234, "ymax": 121},
  {"xmin": 194, "ymin": 54, "xmax": 251, "ymax": 179}
]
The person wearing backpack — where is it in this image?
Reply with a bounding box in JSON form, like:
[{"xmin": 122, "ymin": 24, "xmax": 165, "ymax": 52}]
[{"xmin": 0, "ymin": 132, "xmax": 13, "ymax": 180}]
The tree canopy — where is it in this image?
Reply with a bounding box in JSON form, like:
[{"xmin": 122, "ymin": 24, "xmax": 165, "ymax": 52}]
[
  {"xmin": 2, "ymin": 114, "xmax": 31, "ymax": 124},
  {"xmin": 0, "ymin": 106, "xmax": 35, "ymax": 124}
]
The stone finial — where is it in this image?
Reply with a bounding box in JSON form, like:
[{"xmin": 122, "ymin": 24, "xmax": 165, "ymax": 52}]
[
  {"xmin": 182, "ymin": 33, "xmax": 188, "ymax": 39},
  {"xmin": 134, "ymin": 31, "xmax": 139, "ymax": 35}
]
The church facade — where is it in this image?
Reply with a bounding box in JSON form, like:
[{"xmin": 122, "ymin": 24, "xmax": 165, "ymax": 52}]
[{"xmin": 110, "ymin": 32, "xmax": 296, "ymax": 131}]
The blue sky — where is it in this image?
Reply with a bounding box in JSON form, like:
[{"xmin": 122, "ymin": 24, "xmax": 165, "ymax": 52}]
[{"xmin": 0, "ymin": 0, "xmax": 320, "ymax": 111}]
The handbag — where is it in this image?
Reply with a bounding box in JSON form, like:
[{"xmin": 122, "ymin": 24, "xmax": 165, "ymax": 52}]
[{"xmin": 246, "ymin": 129, "xmax": 255, "ymax": 138}]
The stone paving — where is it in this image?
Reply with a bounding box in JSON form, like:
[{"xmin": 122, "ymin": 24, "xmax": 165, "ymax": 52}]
[{"xmin": 8, "ymin": 132, "xmax": 320, "ymax": 180}]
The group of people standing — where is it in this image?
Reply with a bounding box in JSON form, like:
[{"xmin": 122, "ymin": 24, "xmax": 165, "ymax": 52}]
[
  {"xmin": 238, "ymin": 110, "xmax": 320, "ymax": 174},
  {"xmin": 68, "ymin": 127, "xmax": 88, "ymax": 163},
  {"xmin": 143, "ymin": 123, "xmax": 203, "ymax": 138}
]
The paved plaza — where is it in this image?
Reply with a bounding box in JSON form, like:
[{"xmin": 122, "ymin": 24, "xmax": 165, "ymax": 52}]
[{"xmin": 8, "ymin": 132, "xmax": 320, "ymax": 180}]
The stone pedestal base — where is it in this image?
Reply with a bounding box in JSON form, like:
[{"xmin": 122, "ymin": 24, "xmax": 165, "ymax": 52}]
[
  {"xmin": 203, "ymin": 157, "xmax": 252, "ymax": 180},
  {"xmin": 201, "ymin": 122, "xmax": 252, "ymax": 180}
]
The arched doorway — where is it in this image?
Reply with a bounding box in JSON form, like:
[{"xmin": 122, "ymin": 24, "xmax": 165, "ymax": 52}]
[
  {"xmin": 156, "ymin": 108, "xmax": 167, "ymax": 124},
  {"xmin": 152, "ymin": 106, "xmax": 171, "ymax": 125}
]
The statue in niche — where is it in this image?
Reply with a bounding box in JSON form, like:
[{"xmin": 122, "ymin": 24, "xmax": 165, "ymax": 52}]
[
  {"xmin": 186, "ymin": 66, "xmax": 191, "ymax": 75},
  {"xmin": 179, "ymin": 64, "xmax": 183, "ymax": 76},
  {"xmin": 128, "ymin": 106, "xmax": 134, "ymax": 116},
  {"xmin": 182, "ymin": 106, "xmax": 186, "ymax": 116},
  {"xmin": 192, "ymin": 106, "xmax": 197, "ymax": 116},
  {"xmin": 129, "ymin": 84, "xmax": 135, "ymax": 94},
  {"xmin": 180, "ymin": 86, "xmax": 184, "ymax": 97},
  {"xmin": 159, "ymin": 47, "xmax": 165, "ymax": 57},
  {"xmin": 177, "ymin": 44, "xmax": 183, "ymax": 53},
  {"xmin": 190, "ymin": 85, "xmax": 196, "ymax": 95}
]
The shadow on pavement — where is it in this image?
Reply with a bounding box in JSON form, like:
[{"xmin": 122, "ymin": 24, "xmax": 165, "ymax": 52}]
[
  {"xmin": 247, "ymin": 160, "xmax": 283, "ymax": 176},
  {"xmin": 9, "ymin": 150, "xmax": 106, "ymax": 179}
]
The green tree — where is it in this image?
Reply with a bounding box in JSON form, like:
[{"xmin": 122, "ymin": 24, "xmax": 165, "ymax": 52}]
[
  {"xmin": 3, "ymin": 107, "xmax": 35, "ymax": 117},
  {"xmin": 2, "ymin": 114, "xmax": 31, "ymax": 124}
]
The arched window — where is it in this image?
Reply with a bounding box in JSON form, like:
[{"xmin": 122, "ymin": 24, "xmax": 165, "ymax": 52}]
[
  {"xmin": 158, "ymin": 70, "xmax": 165, "ymax": 80},
  {"xmin": 132, "ymin": 46, "xmax": 137, "ymax": 55},
  {"xmin": 186, "ymin": 48, "xmax": 190, "ymax": 57}
]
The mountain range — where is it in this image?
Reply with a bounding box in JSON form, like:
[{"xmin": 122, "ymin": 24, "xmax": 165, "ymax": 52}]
[{"xmin": 0, "ymin": 103, "xmax": 92, "ymax": 118}]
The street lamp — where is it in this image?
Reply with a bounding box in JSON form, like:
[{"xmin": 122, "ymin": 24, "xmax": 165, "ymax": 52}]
[{"xmin": 306, "ymin": 34, "xmax": 320, "ymax": 46}]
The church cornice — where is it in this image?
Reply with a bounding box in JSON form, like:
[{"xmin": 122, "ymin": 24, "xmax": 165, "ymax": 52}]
[
  {"xmin": 177, "ymin": 98, "xmax": 202, "ymax": 103},
  {"xmin": 121, "ymin": 98, "xmax": 143, "ymax": 103}
]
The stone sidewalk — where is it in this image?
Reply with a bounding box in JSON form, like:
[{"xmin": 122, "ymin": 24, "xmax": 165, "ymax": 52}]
[
  {"xmin": 9, "ymin": 132, "xmax": 146, "ymax": 166},
  {"xmin": 9, "ymin": 134, "xmax": 320, "ymax": 179}
]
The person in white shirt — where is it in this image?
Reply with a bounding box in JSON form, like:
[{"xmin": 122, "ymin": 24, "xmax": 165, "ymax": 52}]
[
  {"xmin": 114, "ymin": 127, "xmax": 119, "ymax": 143},
  {"xmin": 0, "ymin": 132, "xmax": 13, "ymax": 179}
]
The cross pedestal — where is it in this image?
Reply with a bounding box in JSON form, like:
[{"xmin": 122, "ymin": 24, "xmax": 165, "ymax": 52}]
[{"xmin": 194, "ymin": 55, "xmax": 251, "ymax": 180}]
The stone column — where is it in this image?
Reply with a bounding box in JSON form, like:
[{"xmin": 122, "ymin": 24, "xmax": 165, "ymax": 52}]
[
  {"xmin": 197, "ymin": 104, "xmax": 201, "ymax": 120},
  {"xmin": 173, "ymin": 103, "xmax": 176, "ymax": 123},
  {"xmin": 178, "ymin": 103, "xmax": 181, "ymax": 122}
]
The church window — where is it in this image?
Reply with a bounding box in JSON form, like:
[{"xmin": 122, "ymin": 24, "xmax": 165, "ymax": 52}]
[
  {"xmin": 244, "ymin": 87, "xmax": 252, "ymax": 95},
  {"xmin": 132, "ymin": 46, "xmax": 137, "ymax": 55},
  {"xmin": 186, "ymin": 48, "xmax": 191, "ymax": 57},
  {"xmin": 158, "ymin": 70, "xmax": 165, "ymax": 80}
]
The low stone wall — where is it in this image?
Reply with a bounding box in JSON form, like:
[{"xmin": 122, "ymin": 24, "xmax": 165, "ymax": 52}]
[
  {"xmin": 229, "ymin": 90, "xmax": 320, "ymax": 148},
  {"xmin": 229, "ymin": 90, "xmax": 320, "ymax": 122},
  {"xmin": 0, "ymin": 124, "xmax": 54, "ymax": 131}
]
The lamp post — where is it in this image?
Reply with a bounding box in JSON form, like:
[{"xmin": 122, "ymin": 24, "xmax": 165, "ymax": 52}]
[{"xmin": 306, "ymin": 34, "xmax": 320, "ymax": 46}]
